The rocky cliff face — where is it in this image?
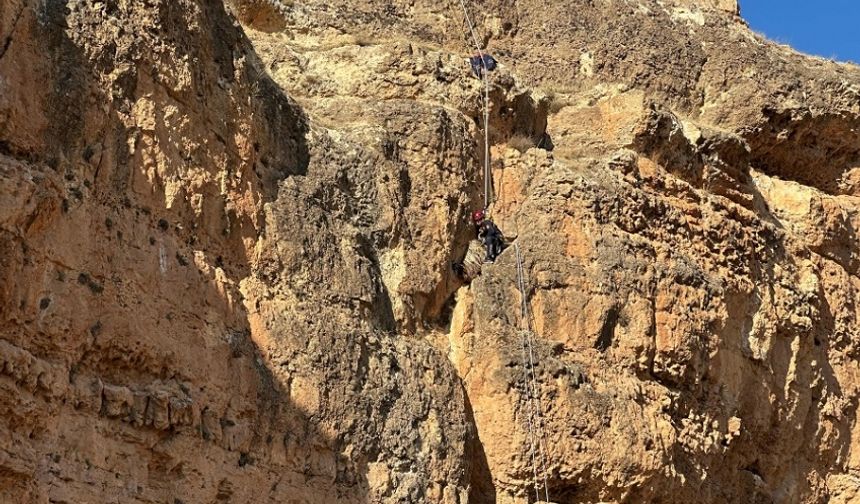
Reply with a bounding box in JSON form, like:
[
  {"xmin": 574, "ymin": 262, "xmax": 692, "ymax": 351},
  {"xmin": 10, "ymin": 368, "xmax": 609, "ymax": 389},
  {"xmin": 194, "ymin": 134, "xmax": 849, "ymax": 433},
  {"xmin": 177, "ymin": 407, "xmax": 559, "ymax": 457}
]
[{"xmin": 2, "ymin": 0, "xmax": 860, "ymax": 503}]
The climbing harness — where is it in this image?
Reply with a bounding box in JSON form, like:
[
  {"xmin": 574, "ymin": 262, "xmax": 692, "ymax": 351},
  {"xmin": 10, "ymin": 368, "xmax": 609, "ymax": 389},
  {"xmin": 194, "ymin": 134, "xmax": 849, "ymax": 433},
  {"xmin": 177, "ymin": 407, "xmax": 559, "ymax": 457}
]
[
  {"xmin": 455, "ymin": 0, "xmax": 492, "ymax": 210},
  {"xmin": 515, "ymin": 243, "xmax": 552, "ymax": 502}
]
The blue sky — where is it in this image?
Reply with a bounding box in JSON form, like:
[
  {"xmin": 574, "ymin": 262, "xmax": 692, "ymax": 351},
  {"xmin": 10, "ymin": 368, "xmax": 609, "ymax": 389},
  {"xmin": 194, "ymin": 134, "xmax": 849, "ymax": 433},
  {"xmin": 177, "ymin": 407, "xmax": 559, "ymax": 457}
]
[{"xmin": 740, "ymin": 0, "xmax": 860, "ymax": 64}]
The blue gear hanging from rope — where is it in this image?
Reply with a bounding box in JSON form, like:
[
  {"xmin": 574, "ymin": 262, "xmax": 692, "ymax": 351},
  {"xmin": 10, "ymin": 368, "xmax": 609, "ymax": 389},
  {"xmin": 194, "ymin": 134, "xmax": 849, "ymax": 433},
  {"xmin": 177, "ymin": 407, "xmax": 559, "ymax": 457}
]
[{"xmin": 469, "ymin": 53, "xmax": 498, "ymax": 79}]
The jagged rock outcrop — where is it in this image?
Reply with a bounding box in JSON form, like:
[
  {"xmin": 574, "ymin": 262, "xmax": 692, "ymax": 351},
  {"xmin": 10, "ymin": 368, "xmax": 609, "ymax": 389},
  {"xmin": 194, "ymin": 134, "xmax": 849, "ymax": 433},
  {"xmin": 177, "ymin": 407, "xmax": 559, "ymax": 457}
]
[
  {"xmin": 0, "ymin": 1, "xmax": 468, "ymax": 502},
  {"xmin": 2, "ymin": 0, "xmax": 860, "ymax": 503}
]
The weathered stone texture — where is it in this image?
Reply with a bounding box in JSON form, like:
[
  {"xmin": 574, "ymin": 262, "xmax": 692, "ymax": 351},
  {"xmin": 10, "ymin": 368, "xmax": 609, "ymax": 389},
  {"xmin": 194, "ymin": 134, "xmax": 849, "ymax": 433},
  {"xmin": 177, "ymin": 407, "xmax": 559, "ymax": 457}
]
[{"xmin": 1, "ymin": 0, "xmax": 860, "ymax": 502}]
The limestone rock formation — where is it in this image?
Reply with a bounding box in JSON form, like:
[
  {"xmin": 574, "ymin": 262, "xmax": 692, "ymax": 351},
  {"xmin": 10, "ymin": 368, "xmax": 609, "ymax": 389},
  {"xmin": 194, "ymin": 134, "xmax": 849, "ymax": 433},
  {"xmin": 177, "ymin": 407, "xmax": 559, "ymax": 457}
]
[{"xmin": 2, "ymin": 0, "xmax": 860, "ymax": 503}]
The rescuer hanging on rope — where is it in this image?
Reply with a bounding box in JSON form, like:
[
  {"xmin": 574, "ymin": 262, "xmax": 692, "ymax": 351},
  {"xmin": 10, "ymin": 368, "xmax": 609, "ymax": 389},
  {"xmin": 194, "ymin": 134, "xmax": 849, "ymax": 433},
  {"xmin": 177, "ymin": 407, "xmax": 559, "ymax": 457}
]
[
  {"xmin": 472, "ymin": 209, "xmax": 503, "ymax": 262},
  {"xmin": 451, "ymin": 210, "xmax": 505, "ymax": 281},
  {"xmin": 469, "ymin": 52, "xmax": 497, "ymax": 79}
]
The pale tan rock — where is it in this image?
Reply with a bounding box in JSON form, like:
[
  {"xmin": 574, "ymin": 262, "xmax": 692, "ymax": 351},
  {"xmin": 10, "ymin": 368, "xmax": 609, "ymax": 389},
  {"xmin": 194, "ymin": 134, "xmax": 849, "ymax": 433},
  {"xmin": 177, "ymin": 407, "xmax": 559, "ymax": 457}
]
[
  {"xmin": 1, "ymin": 0, "xmax": 860, "ymax": 502},
  {"xmin": 101, "ymin": 384, "xmax": 134, "ymax": 419}
]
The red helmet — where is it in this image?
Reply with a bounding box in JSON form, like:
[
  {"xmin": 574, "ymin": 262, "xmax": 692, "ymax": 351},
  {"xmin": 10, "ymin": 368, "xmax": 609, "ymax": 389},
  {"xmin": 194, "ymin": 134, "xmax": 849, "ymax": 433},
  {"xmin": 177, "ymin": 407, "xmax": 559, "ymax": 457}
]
[{"xmin": 472, "ymin": 209, "xmax": 485, "ymax": 223}]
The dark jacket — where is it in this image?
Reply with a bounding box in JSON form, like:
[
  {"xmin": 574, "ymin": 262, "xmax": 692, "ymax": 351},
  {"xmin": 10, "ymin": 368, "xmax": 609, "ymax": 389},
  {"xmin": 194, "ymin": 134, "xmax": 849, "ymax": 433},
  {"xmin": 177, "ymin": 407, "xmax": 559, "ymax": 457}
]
[
  {"xmin": 469, "ymin": 54, "xmax": 498, "ymax": 78},
  {"xmin": 477, "ymin": 220, "xmax": 501, "ymax": 242}
]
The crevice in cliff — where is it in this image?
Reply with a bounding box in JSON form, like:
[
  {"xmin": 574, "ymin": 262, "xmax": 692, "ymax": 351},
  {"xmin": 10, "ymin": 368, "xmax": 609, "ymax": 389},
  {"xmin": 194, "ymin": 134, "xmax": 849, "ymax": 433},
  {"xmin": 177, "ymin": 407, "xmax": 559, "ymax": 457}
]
[
  {"xmin": 463, "ymin": 385, "xmax": 495, "ymax": 504},
  {"xmin": 742, "ymin": 109, "xmax": 860, "ymax": 195},
  {"xmin": 434, "ymin": 294, "xmax": 458, "ymax": 333},
  {"xmin": 0, "ymin": 3, "xmax": 26, "ymax": 63},
  {"xmin": 594, "ymin": 306, "xmax": 618, "ymax": 352},
  {"xmin": 485, "ymin": 85, "xmax": 552, "ymax": 154}
]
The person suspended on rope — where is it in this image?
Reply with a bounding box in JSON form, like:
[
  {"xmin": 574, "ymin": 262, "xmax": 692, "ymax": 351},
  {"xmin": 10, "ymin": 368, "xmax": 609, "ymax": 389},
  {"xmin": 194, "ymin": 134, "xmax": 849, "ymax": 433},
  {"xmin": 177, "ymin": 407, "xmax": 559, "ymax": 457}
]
[
  {"xmin": 469, "ymin": 52, "xmax": 497, "ymax": 79},
  {"xmin": 472, "ymin": 209, "xmax": 504, "ymax": 262}
]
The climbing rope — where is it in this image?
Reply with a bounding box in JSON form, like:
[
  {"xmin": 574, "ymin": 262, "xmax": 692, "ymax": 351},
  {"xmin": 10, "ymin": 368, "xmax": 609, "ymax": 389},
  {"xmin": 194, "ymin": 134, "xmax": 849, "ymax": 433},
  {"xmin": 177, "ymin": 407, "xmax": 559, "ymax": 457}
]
[
  {"xmin": 454, "ymin": 2, "xmax": 551, "ymax": 500},
  {"xmin": 455, "ymin": 0, "xmax": 492, "ymax": 210},
  {"xmin": 518, "ymin": 329, "xmax": 543, "ymax": 503},
  {"xmin": 515, "ymin": 246, "xmax": 542, "ymax": 501},
  {"xmin": 515, "ymin": 243, "xmax": 551, "ymax": 503}
]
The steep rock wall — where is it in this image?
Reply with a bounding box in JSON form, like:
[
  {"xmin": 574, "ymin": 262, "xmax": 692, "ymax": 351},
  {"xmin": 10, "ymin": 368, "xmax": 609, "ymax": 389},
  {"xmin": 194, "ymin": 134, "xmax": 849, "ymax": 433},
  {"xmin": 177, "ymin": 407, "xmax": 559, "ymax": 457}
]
[
  {"xmin": 236, "ymin": 0, "xmax": 860, "ymax": 502},
  {"xmin": 2, "ymin": 0, "xmax": 860, "ymax": 503},
  {"xmin": 0, "ymin": 1, "xmax": 470, "ymax": 502}
]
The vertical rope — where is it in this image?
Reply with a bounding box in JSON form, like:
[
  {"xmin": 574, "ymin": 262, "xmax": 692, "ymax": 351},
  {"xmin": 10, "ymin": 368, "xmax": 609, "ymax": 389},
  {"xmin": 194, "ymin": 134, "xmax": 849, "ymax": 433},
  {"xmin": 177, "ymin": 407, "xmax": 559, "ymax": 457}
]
[
  {"xmin": 456, "ymin": 0, "xmax": 492, "ymax": 211},
  {"xmin": 457, "ymin": 0, "xmax": 483, "ymax": 56},
  {"xmin": 512, "ymin": 244, "xmax": 540, "ymax": 499},
  {"xmin": 520, "ymin": 330, "xmax": 542, "ymax": 502},
  {"xmin": 518, "ymin": 246, "xmax": 550, "ymax": 502},
  {"xmin": 515, "ymin": 243, "xmax": 552, "ymax": 503},
  {"xmin": 455, "ymin": 2, "xmax": 550, "ymax": 500},
  {"xmin": 526, "ymin": 330, "xmax": 551, "ymax": 503},
  {"xmin": 484, "ymin": 73, "xmax": 491, "ymax": 210}
]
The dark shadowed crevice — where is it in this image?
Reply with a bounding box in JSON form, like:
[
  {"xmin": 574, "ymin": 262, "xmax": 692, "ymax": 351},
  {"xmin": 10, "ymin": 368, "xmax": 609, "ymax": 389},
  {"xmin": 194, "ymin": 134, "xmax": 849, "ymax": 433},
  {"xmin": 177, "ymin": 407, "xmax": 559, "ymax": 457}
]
[
  {"xmin": 742, "ymin": 108, "xmax": 860, "ymax": 195},
  {"xmin": 463, "ymin": 386, "xmax": 496, "ymax": 504},
  {"xmin": 0, "ymin": 2, "xmax": 26, "ymax": 62},
  {"xmin": 595, "ymin": 307, "xmax": 618, "ymax": 352}
]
